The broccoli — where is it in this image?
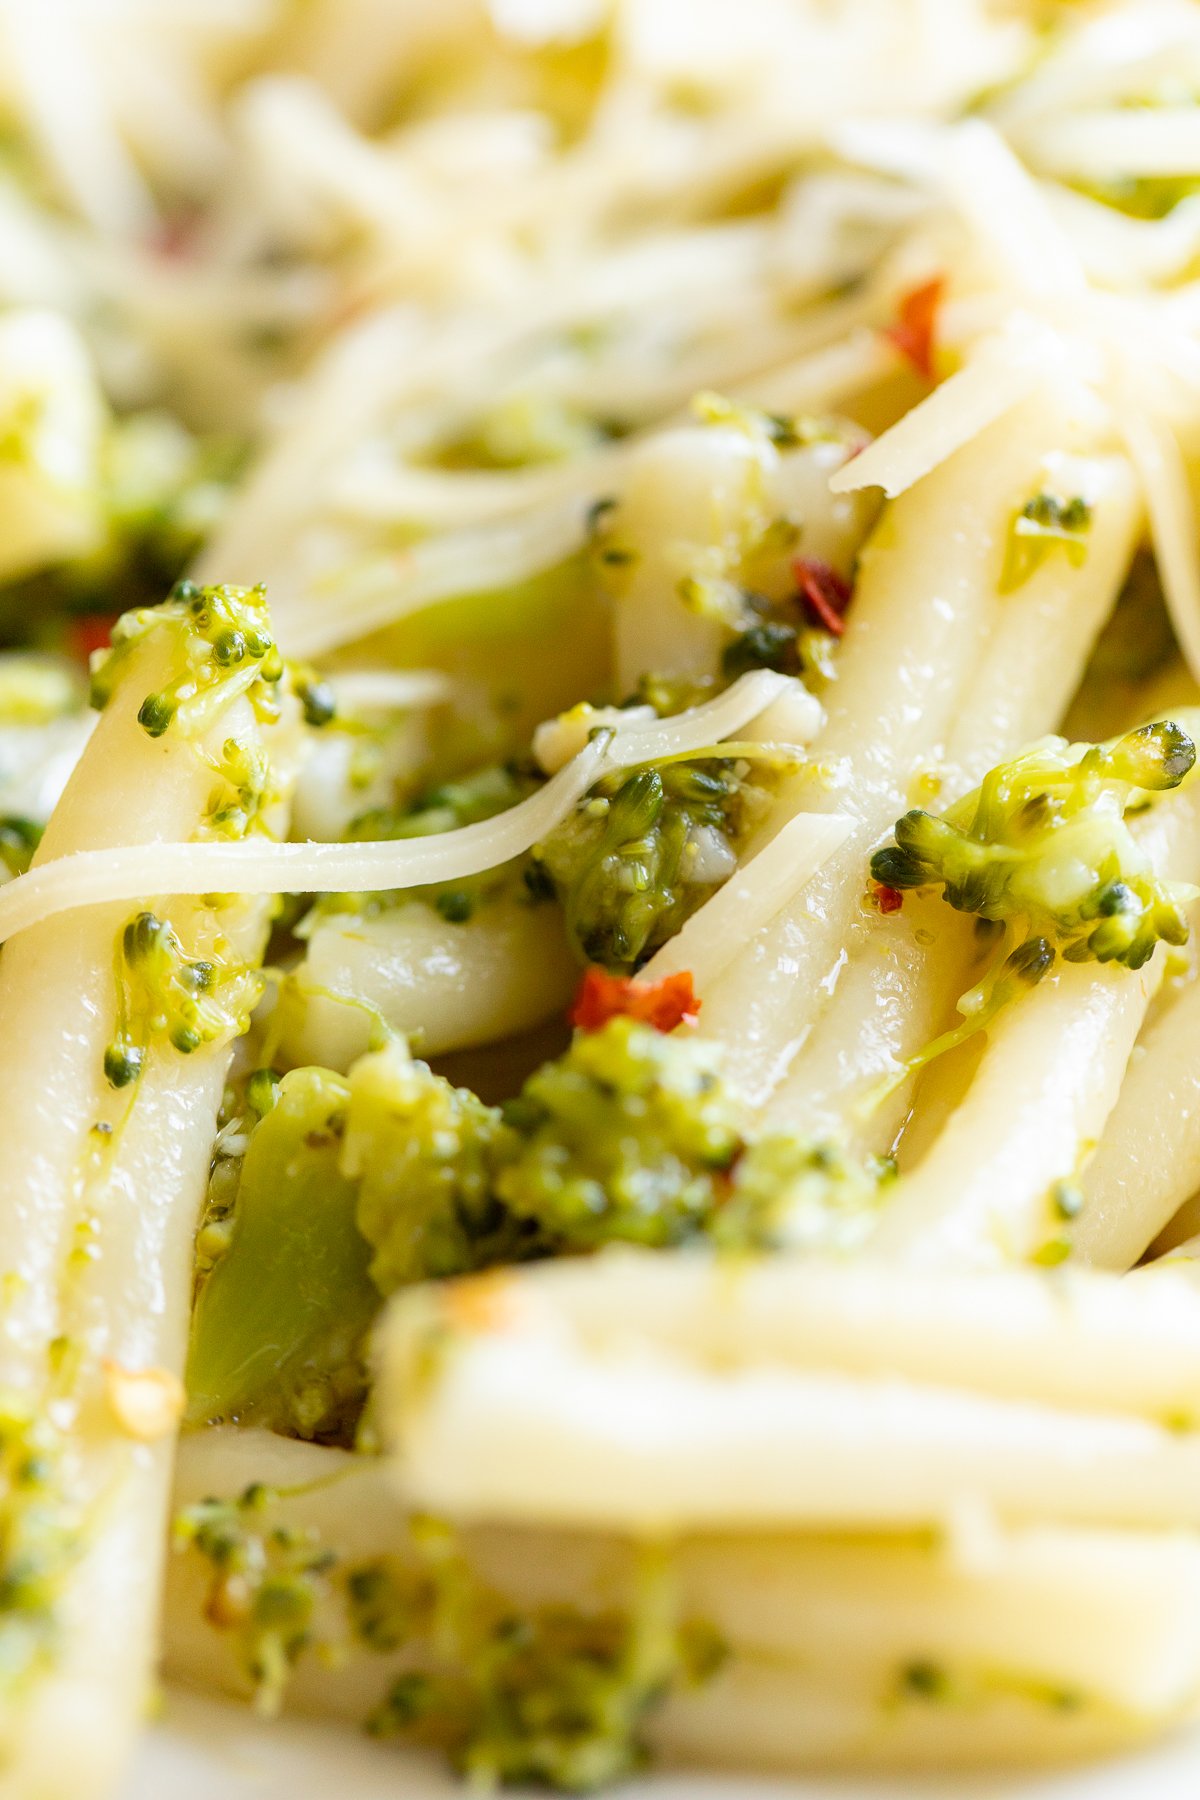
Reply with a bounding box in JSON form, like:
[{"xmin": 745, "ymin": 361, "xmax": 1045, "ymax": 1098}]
[
  {"xmin": 176, "ymin": 1495, "xmax": 724, "ymax": 1785},
  {"xmin": 343, "ymin": 1042, "xmax": 528, "ymax": 1295},
  {"xmin": 174, "ymin": 1482, "xmax": 337, "ymax": 1716},
  {"xmin": 90, "ymin": 578, "xmax": 283, "ymax": 739},
  {"xmin": 528, "ymin": 755, "xmax": 772, "ymax": 971},
  {"xmin": 495, "ymin": 1018, "xmax": 742, "ymax": 1249},
  {"xmin": 312, "ymin": 761, "xmax": 545, "ymax": 928},
  {"xmin": 363, "ymin": 1524, "xmax": 725, "ymax": 1792},
  {"xmin": 999, "ymin": 490, "xmax": 1093, "ymax": 594},
  {"xmin": 0, "ymin": 1394, "xmax": 78, "ymax": 1699},
  {"xmin": 349, "ymin": 1018, "xmax": 889, "ymax": 1275},
  {"xmin": 186, "ymin": 1068, "xmax": 379, "ymax": 1441},
  {"xmin": 188, "ymin": 1022, "xmax": 891, "ymax": 1445},
  {"xmin": 871, "ymin": 721, "xmax": 1197, "ymax": 972},
  {"xmin": 104, "ymin": 909, "xmax": 264, "ymax": 1089}
]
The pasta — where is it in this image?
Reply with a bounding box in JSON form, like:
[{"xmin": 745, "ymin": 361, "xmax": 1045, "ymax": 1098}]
[{"xmin": 8, "ymin": 1, "xmax": 1200, "ymax": 1795}]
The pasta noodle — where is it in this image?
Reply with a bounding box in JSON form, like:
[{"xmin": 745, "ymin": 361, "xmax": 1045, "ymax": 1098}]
[{"xmin": 7, "ymin": 2, "xmax": 1200, "ymax": 1795}]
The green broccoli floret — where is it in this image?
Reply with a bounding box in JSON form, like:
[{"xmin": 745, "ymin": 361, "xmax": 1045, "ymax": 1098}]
[
  {"xmin": 365, "ymin": 1525, "xmax": 725, "ymax": 1793},
  {"xmin": 186, "ymin": 1068, "xmax": 379, "ymax": 1442},
  {"xmin": 313, "ymin": 761, "xmax": 545, "ymax": 927},
  {"xmin": 343, "ymin": 1042, "xmax": 527, "ymax": 1295},
  {"xmin": 999, "ymin": 490, "xmax": 1093, "ymax": 594},
  {"xmin": 871, "ymin": 721, "xmax": 1197, "ymax": 971},
  {"xmin": 349, "ymin": 1020, "xmax": 886, "ymax": 1273},
  {"xmin": 528, "ymin": 756, "xmax": 770, "ymax": 970},
  {"xmin": 104, "ymin": 909, "xmax": 264, "ymax": 1090},
  {"xmin": 496, "ymin": 1018, "xmax": 741, "ymax": 1249},
  {"xmin": 189, "ymin": 1027, "xmax": 890, "ymax": 1449},
  {"xmin": 0, "ymin": 1393, "xmax": 78, "ymax": 1699},
  {"xmin": 90, "ymin": 578, "xmax": 283, "ymax": 738},
  {"xmin": 173, "ymin": 1482, "xmax": 337, "ymax": 1716}
]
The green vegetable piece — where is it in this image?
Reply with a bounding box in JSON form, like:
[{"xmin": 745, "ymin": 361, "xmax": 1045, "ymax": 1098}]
[
  {"xmin": 0, "ymin": 1394, "xmax": 78, "ymax": 1698},
  {"xmin": 344, "ymin": 1042, "xmax": 525, "ymax": 1295},
  {"xmin": 186, "ymin": 1068, "xmax": 378, "ymax": 1441},
  {"xmin": 530, "ymin": 755, "xmax": 766, "ymax": 971},
  {"xmin": 0, "ymin": 816, "xmax": 42, "ymax": 879},
  {"xmin": 347, "ymin": 1020, "xmax": 890, "ymax": 1280},
  {"xmin": 173, "ymin": 1482, "xmax": 336, "ymax": 1715},
  {"xmin": 871, "ymin": 721, "xmax": 1197, "ymax": 971},
  {"xmin": 105, "ymin": 910, "xmax": 263, "ymax": 1089},
  {"xmin": 90, "ymin": 578, "xmax": 284, "ymax": 739},
  {"xmin": 999, "ymin": 491, "xmax": 1093, "ymax": 594},
  {"xmin": 496, "ymin": 1017, "xmax": 742, "ymax": 1250}
]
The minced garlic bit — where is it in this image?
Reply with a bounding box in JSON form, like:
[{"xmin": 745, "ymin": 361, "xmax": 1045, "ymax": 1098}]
[{"xmin": 103, "ymin": 1362, "xmax": 186, "ymax": 1441}]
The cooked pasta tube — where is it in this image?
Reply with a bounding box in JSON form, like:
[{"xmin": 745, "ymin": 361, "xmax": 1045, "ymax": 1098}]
[
  {"xmin": 377, "ymin": 1255, "xmax": 1200, "ymax": 1536},
  {"xmin": 871, "ymin": 789, "xmax": 1200, "ymax": 1267},
  {"xmin": 398, "ymin": 1250, "xmax": 1200, "ymax": 1420},
  {"xmin": 1074, "ymin": 975, "xmax": 1200, "ymax": 1271},
  {"xmin": 765, "ymin": 448, "xmax": 1142, "ymax": 1143},
  {"xmin": 0, "ymin": 594, "xmax": 298, "ymax": 1797},
  {"xmin": 277, "ymin": 894, "xmax": 579, "ymax": 1071},
  {"xmin": 699, "ymin": 396, "xmax": 1141, "ymax": 1104},
  {"xmin": 165, "ymin": 1428, "xmax": 1200, "ymax": 1766},
  {"xmin": 609, "ymin": 415, "xmax": 873, "ymax": 692}
]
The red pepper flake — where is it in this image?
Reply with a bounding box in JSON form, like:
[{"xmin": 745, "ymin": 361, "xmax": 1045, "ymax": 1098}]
[
  {"xmin": 794, "ymin": 557, "xmax": 852, "ymax": 637},
  {"xmin": 66, "ymin": 612, "xmax": 119, "ymax": 664},
  {"xmin": 884, "ymin": 276, "xmax": 945, "ymax": 383},
  {"xmin": 569, "ymin": 967, "xmax": 700, "ymax": 1033},
  {"xmin": 148, "ymin": 207, "xmax": 201, "ymax": 262},
  {"xmin": 873, "ymin": 883, "xmax": 904, "ymax": 915}
]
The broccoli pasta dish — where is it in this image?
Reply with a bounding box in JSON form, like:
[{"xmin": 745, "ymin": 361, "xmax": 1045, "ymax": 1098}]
[{"xmin": 13, "ymin": 1, "xmax": 1200, "ymax": 1794}]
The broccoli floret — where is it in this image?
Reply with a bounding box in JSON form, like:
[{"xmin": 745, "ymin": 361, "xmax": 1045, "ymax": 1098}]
[
  {"xmin": 191, "ymin": 1026, "xmax": 890, "ymax": 1447},
  {"xmin": 529, "ymin": 756, "xmax": 770, "ymax": 971},
  {"xmin": 186, "ymin": 1068, "xmax": 378, "ymax": 1442},
  {"xmin": 104, "ymin": 909, "xmax": 264, "ymax": 1089},
  {"xmin": 871, "ymin": 721, "xmax": 1197, "ymax": 971},
  {"xmin": 365, "ymin": 1525, "xmax": 726, "ymax": 1792},
  {"xmin": 313, "ymin": 761, "xmax": 546, "ymax": 927},
  {"xmin": 174, "ymin": 1482, "xmax": 337, "ymax": 1716},
  {"xmin": 496, "ymin": 1018, "xmax": 742, "ymax": 1250},
  {"xmin": 90, "ymin": 578, "xmax": 283, "ymax": 738},
  {"xmin": 349, "ymin": 1019, "xmax": 887, "ymax": 1274},
  {"xmin": 0, "ymin": 1394, "xmax": 77, "ymax": 1699},
  {"xmin": 343, "ymin": 1042, "xmax": 527, "ymax": 1295},
  {"xmin": 999, "ymin": 490, "xmax": 1093, "ymax": 594}
]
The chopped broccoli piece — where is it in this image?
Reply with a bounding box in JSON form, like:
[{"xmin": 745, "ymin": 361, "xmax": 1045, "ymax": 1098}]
[
  {"xmin": 343, "ymin": 1042, "xmax": 527, "ymax": 1295},
  {"xmin": 177, "ymin": 1497, "xmax": 725, "ymax": 1784},
  {"xmin": 1000, "ymin": 491, "xmax": 1093, "ymax": 594},
  {"xmin": 366, "ymin": 1524, "xmax": 726, "ymax": 1792},
  {"xmin": 495, "ymin": 1018, "xmax": 741, "ymax": 1250},
  {"xmin": 350, "ymin": 1019, "xmax": 888, "ymax": 1275},
  {"xmin": 871, "ymin": 721, "xmax": 1197, "ymax": 971},
  {"xmin": 174, "ymin": 1482, "xmax": 336, "ymax": 1716},
  {"xmin": 349, "ymin": 762, "xmax": 540, "ymax": 843},
  {"xmin": 0, "ymin": 815, "xmax": 41, "ymax": 878},
  {"xmin": 186, "ymin": 1068, "xmax": 378, "ymax": 1441},
  {"xmin": 190, "ymin": 1029, "xmax": 891, "ymax": 1444},
  {"xmin": 310, "ymin": 761, "xmax": 545, "ymax": 928},
  {"xmin": 104, "ymin": 909, "xmax": 264, "ymax": 1089},
  {"xmin": 90, "ymin": 578, "xmax": 283, "ymax": 739},
  {"xmin": 529, "ymin": 755, "xmax": 770, "ymax": 971},
  {"xmin": 0, "ymin": 1393, "xmax": 78, "ymax": 1699}
]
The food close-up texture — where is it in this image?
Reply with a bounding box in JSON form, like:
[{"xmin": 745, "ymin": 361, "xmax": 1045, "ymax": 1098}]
[{"xmin": 9, "ymin": 3, "xmax": 1200, "ymax": 1797}]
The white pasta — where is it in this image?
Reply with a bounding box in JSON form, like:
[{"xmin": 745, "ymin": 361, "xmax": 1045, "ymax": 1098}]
[{"xmin": 8, "ymin": 3, "xmax": 1200, "ymax": 1793}]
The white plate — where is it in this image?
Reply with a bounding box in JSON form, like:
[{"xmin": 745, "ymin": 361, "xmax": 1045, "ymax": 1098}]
[{"xmin": 124, "ymin": 1691, "xmax": 1200, "ymax": 1800}]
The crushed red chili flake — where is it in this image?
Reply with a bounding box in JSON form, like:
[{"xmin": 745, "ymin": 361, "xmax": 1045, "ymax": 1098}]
[
  {"xmin": 873, "ymin": 883, "xmax": 904, "ymax": 915},
  {"xmin": 794, "ymin": 557, "xmax": 852, "ymax": 636},
  {"xmin": 67, "ymin": 613, "xmax": 119, "ymax": 664},
  {"xmin": 569, "ymin": 967, "xmax": 700, "ymax": 1033},
  {"xmin": 884, "ymin": 276, "xmax": 945, "ymax": 383}
]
